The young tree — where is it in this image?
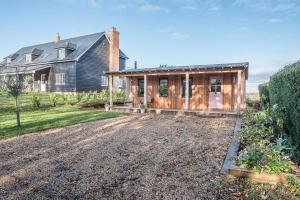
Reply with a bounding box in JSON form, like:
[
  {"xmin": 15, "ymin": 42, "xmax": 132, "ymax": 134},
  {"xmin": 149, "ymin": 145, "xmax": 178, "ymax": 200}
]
[{"xmin": 5, "ymin": 72, "xmax": 24, "ymax": 127}]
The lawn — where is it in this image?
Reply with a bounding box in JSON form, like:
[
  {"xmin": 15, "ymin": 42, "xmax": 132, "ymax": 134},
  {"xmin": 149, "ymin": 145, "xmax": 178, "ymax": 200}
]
[
  {"xmin": 0, "ymin": 92, "xmax": 128, "ymax": 140},
  {"xmin": 0, "ymin": 106, "xmax": 127, "ymax": 140}
]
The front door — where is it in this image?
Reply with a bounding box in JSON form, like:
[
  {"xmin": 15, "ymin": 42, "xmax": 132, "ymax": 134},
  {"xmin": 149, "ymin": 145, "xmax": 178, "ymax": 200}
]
[
  {"xmin": 209, "ymin": 77, "xmax": 223, "ymax": 110},
  {"xmin": 41, "ymin": 74, "xmax": 47, "ymax": 92}
]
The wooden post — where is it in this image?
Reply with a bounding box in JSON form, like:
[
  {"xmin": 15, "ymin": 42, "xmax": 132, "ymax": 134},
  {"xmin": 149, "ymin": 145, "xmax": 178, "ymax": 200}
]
[
  {"xmin": 184, "ymin": 73, "xmax": 189, "ymax": 111},
  {"xmin": 237, "ymin": 70, "xmax": 241, "ymax": 115},
  {"xmin": 109, "ymin": 75, "xmax": 113, "ymax": 109},
  {"xmin": 144, "ymin": 74, "xmax": 147, "ymax": 109},
  {"xmin": 125, "ymin": 77, "xmax": 130, "ymax": 99},
  {"xmin": 32, "ymin": 73, "xmax": 35, "ymax": 90}
]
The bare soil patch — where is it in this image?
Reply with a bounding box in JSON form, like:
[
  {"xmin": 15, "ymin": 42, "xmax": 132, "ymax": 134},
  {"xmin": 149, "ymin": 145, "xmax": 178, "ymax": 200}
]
[{"xmin": 0, "ymin": 114, "xmax": 236, "ymax": 199}]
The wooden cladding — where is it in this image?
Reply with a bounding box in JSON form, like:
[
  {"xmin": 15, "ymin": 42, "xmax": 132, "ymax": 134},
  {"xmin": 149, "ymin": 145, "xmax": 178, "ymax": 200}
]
[{"xmin": 129, "ymin": 73, "xmax": 242, "ymax": 111}]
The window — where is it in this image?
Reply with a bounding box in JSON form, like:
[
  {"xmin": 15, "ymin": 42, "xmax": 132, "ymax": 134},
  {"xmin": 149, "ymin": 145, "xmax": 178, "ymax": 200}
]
[
  {"xmin": 210, "ymin": 79, "xmax": 222, "ymax": 93},
  {"xmin": 138, "ymin": 79, "xmax": 144, "ymax": 97},
  {"xmin": 101, "ymin": 75, "xmax": 108, "ymax": 86},
  {"xmin": 182, "ymin": 78, "xmax": 193, "ymax": 98},
  {"xmin": 159, "ymin": 78, "xmax": 168, "ymax": 97},
  {"xmin": 6, "ymin": 57, "xmax": 12, "ymax": 64},
  {"xmin": 55, "ymin": 73, "xmax": 66, "ymax": 85},
  {"xmin": 58, "ymin": 48, "xmax": 66, "ymax": 59},
  {"xmin": 118, "ymin": 77, "xmax": 124, "ymax": 88},
  {"xmin": 25, "ymin": 54, "xmax": 32, "ymax": 63}
]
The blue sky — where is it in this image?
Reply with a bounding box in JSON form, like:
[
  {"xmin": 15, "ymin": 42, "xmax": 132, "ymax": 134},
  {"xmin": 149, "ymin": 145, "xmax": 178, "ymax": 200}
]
[{"xmin": 1, "ymin": 0, "xmax": 300, "ymax": 92}]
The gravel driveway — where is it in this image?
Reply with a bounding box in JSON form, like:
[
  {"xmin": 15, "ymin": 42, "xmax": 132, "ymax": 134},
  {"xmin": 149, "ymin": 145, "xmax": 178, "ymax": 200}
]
[{"xmin": 0, "ymin": 114, "xmax": 236, "ymax": 199}]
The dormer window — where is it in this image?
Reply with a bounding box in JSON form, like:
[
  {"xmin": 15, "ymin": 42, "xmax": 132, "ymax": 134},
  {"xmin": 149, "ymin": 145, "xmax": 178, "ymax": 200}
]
[
  {"xmin": 6, "ymin": 57, "xmax": 12, "ymax": 64},
  {"xmin": 58, "ymin": 48, "xmax": 66, "ymax": 59},
  {"xmin": 25, "ymin": 54, "xmax": 32, "ymax": 63},
  {"xmin": 4, "ymin": 53, "xmax": 18, "ymax": 65},
  {"xmin": 56, "ymin": 42, "xmax": 76, "ymax": 60}
]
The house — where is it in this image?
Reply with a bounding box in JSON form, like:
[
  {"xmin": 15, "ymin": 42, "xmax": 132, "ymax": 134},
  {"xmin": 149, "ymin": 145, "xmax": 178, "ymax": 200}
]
[
  {"xmin": 0, "ymin": 27, "xmax": 127, "ymax": 92},
  {"xmin": 106, "ymin": 62, "xmax": 248, "ymax": 114}
]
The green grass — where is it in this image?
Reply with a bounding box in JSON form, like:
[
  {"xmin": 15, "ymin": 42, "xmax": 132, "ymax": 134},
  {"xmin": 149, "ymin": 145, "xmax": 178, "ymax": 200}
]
[{"xmin": 0, "ymin": 106, "xmax": 127, "ymax": 140}]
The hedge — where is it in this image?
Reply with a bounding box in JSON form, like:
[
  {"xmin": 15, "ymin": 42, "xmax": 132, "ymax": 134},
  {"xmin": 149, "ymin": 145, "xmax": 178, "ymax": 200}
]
[
  {"xmin": 258, "ymin": 82, "xmax": 270, "ymax": 109},
  {"xmin": 269, "ymin": 61, "xmax": 300, "ymax": 151}
]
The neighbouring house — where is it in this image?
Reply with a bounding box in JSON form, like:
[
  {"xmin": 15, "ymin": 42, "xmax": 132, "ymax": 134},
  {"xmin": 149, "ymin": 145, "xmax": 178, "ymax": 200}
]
[
  {"xmin": 0, "ymin": 27, "xmax": 128, "ymax": 92},
  {"xmin": 106, "ymin": 62, "xmax": 248, "ymax": 114}
]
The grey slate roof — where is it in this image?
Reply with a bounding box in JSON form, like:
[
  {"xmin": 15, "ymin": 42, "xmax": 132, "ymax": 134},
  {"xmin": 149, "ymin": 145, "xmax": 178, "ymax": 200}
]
[
  {"xmin": 56, "ymin": 42, "xmax": 77, "ymax": 50},
  {"xmin": 1, "ymin": 32, "xmax": 105, "ymax": 68},
  {"xmin": 108, "ymin": 62, "xmax": 249, "ymax": 79}
]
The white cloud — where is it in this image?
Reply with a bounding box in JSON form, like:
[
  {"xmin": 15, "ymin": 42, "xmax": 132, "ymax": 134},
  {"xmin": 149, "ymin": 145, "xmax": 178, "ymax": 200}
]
[
  {"xmin": 182, "ymin": 5, "xmax": 199, "ymax": 11},
  {"xmin": 64, "ymin": 0, "xmax": 101, "ymax": 8},
  {"xmin": 268, "ymin": 18, "xmax": 282, "ymax": 23},
  {"xmin": 172, "ymin": 32, "xmax": 190, "ymax": 40},
  {"xmin": 233, "ymin": 0, "xmax": 300, "ymax": 13},
  {"xmin": 138, "ymin": 4, "xmax": 169, "ymax": 13}
]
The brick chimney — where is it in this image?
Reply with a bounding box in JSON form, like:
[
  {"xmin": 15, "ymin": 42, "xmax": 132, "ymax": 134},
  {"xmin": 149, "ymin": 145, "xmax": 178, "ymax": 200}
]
[
  {"xmin": 108, "ymin": 27, "xmax": 120, "ymax": 72},
  {"xmin": 55, "ymin": 33, "xmax": 61, "ymax": 44}
]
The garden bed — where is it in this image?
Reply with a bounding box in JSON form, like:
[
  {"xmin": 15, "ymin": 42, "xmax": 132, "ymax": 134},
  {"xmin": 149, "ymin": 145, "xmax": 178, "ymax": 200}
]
[{"xmin": 224, "ymin": 106, "xmax": 300, "ymax": 195}]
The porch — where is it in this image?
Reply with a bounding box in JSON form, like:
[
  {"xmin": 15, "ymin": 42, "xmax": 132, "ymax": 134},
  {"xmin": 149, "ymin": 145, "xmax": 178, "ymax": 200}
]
[{"xmin": 107, "ymin": 63, "xmax": 247, "ymax": 115}]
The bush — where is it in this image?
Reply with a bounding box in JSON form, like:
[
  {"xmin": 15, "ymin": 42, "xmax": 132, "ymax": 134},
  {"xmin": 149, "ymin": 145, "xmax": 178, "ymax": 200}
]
[
  {"xmin": 76, "ymin": 93, "xmax": 84, "ymax": 103},
  {"xmin": 237, "ymin": 139, "xmax": 291, "ymax": 174},
  {"xmin": 98, "ymin": 89, "xmax": 109, "ymax": 104},
  {"xmin": 31, "ymin": 93, "xmax": 41, "ymax": 108},
  {"xmin": 62, "ymin": 94, "xmax": 70, "ymax": 105},
  {"xmin": 113, "ymin": 89, "xmax": 126, "ymax": 103},
  {"xmin": 49, "ymin": 94, "xmax": 58, "ymax": 107},
  {"xmin": 269, "ymin": 61, "xmax": 300, "ymax": 154},
  {"xmin": 258, "ymin": 82, "xmax": 270, "ymax": 109}
]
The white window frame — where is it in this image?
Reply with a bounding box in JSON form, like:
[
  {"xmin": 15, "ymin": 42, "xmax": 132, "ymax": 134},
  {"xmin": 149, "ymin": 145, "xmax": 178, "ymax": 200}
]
[
  {"xmin": 6, "ymin": 57, "xmax": 12, "ymax": 64},
  {"xmin": 25, "ymin": 54, "xmax": 32, "ymax": 63},
  {"xmin": 55, "ymin": 73, "xmax": 66, "ymax": 85},
  {"xmin": 101, "ymin": 75, "xmax": 108, "ymax": 86},
  {"xmin": 58, "ymin": 48, "xmax": 66, "ymax": 59},
  {"xmin": 118, "ymin": 77, "xmax": 124, "ymax": 88}
]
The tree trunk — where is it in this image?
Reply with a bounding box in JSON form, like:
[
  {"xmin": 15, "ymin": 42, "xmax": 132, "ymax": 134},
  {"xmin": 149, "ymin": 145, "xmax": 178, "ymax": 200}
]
[{"xmin": 15, "ymin": 97, "xmax": 20, "ymax": 127}]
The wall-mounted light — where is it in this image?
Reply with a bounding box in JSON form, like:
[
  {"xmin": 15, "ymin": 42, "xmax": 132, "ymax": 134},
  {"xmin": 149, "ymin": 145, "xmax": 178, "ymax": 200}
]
[{"xmin": 233, "ymin": 76, "xmax": 236, "ymax": 84}]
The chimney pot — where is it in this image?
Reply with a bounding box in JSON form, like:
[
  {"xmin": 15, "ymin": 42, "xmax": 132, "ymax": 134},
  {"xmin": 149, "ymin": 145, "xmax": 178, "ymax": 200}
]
[
  {"xmin": 55, "ymin": 33, "xmax": 61, "ymax": 44},
  {"xmin": 134, "ymin": 61, "xmax": 137, "ymax": 69}
]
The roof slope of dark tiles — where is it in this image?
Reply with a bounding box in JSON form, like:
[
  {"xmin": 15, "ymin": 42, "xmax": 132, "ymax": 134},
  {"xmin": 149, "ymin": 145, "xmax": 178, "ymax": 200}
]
[{"xmin": 1, "ymin": 32, "xmax": 105, "ymax": 67}]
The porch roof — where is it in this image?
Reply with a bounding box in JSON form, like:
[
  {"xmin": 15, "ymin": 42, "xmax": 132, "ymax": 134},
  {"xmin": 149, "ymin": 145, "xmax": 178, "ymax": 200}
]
[
  {"xmin": 0, "ymin": 65, "xmax": 51, "ymax": 75},
  {"xmin": 106, "ymin": 62, "xmax": 249, "ymax": 79}
]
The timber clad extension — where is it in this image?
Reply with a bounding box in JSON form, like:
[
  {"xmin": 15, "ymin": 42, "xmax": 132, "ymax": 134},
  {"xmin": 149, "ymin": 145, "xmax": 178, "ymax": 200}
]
[{"xmin": 106, "ymin": 63, "xmax": 248, "ymax": 114}]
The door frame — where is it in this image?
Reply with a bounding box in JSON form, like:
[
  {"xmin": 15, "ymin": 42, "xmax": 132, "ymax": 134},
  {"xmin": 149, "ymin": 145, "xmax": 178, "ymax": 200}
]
[{"xmin": 208, "ymin": 76, "xmax": 223, "ymax": 110}]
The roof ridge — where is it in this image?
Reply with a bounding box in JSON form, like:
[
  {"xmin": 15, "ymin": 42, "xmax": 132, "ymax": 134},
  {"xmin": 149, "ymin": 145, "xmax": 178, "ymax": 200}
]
[{"xmin": 18, "ymin": 32, "xmax": 105, "ymax": 50}]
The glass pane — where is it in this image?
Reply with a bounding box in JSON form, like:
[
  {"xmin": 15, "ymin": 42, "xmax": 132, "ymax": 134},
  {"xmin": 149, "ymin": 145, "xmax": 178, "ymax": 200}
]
[
  {"xmin": 211, "ymin": 79, "xmax": 216, "ymax": 85},
  {"xmin": 211, "ymin": 85, "xmax": 215, "ymax": 92},
  {"xmin": 216, "ymin": 79, "xmax": 222, "ymax": 85},
  {"xmin": 138, "ymin": 79, "xmax": 144, "ymax": 96},
  {"xmin": 216, "ymin": 85, "xmax": 221, "ymax": 92},
  {"xmin": 159, "ymin": 79, "xmax": 168, "ymax": 97}
]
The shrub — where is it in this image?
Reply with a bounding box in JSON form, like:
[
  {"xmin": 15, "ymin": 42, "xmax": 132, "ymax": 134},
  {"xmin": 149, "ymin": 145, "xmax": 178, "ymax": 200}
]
[
  {"xmin": 49, "ymin": 93, "xmax": 58, "ymax": 107},
  {"xmin": 258, "ymin": 82, "xmax": 270, "ymax": 109},
  {"xmin": 76, "ymin": 93, "xmax": 84, "ymax": 103},
  {"xmin": 62, "ymin": 94, "xmax": 70, "ymax": 105},
  {"xmin": 113, "ymin": 89, "xmax": 126, "ymax": 103},
  {"xmin": 269, "ymin": 61, "xmax": 300, "ymax": 154},
  {"xmin": 98, "ymin": 89, "xmax": 109, "ymax": 104},
  {"xmin": 237, "ymin": 139, "xmax": 292, "ymax": 174},
  {"xmin": 31, "ymin": 93, "xmax": 41, "ymax": 108}
]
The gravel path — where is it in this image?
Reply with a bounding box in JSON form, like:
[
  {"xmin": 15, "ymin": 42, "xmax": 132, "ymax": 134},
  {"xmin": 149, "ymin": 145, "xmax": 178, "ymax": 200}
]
[{"xmin": 0, "ymin": 114, "xmax": 236, "ymax": 200}]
